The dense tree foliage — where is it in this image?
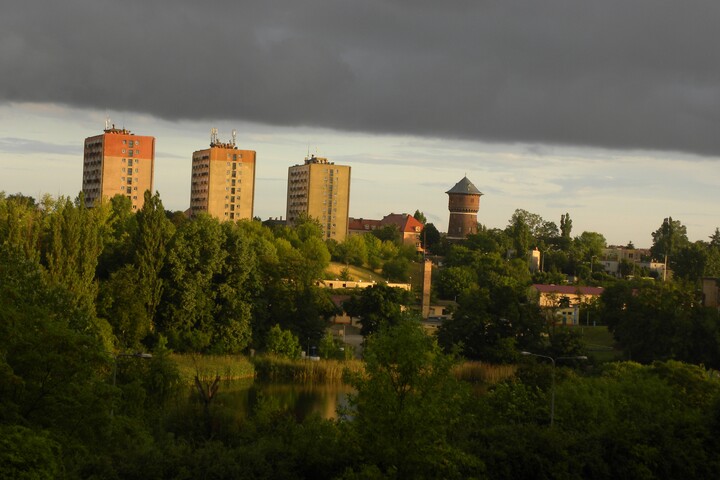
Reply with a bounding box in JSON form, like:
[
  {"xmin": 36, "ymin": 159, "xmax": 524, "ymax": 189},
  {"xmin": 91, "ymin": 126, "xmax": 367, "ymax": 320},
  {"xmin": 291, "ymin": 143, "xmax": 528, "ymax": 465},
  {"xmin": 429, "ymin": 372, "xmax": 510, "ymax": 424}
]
[
  {"xmin": 6, "ymin": 191, "xmax": 720, "ymax": 477},
  {"xmin": 599, "ymin": 280, "xmax": 720, "ymax": 367},
  {"xmin": 344, "ymin": 284, "xmax": 413, "ymax": 336}
]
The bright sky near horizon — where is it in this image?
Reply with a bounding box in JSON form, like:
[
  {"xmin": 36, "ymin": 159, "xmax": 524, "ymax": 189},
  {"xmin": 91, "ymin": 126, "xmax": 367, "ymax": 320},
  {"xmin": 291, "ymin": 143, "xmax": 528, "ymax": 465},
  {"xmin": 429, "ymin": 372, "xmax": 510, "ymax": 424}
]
[{"xmin": 2, "ymin": 1, "xmax": 720, "ymax": 246}]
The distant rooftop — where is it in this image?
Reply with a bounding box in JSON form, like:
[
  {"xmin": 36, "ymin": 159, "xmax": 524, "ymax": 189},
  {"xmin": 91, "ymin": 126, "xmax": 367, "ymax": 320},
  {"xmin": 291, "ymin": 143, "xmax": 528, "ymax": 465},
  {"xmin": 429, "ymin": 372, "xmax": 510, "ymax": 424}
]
[
  {"xmin": 446, "ymin": 176, "xmax": 482, "ymax": 195},
  {"xmin": 532, "ymin": 284, "xmax": 604, "ymax": 296},
  {"xmin": 103, "ymin": 124, "xmax": 133, "ymax": 135},
  {"xmin": 305, "ymin": 155, "xmax": 333, "ymax": 165}
]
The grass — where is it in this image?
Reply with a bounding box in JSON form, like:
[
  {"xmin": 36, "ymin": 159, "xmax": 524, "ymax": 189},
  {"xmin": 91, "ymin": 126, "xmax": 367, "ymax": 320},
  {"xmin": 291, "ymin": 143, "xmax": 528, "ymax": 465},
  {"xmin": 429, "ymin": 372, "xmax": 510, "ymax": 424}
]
[
  {"xmin": 252, "ymin": 355, "xmax": 365, "ymax": 383},
  {"xmin": 170, "ymin": 354, "xmax": 255, "ymax": 383},
  {"xmin": 576, "ymin": 325, "xmax": 624, "ymax": 362},
  {"xmin": 452, "ymin": 361, "xmax": 517, "ymax": 385},
  {"xmin": 325, "ymin": 262, "xmax": 389, "ymax": 284}
]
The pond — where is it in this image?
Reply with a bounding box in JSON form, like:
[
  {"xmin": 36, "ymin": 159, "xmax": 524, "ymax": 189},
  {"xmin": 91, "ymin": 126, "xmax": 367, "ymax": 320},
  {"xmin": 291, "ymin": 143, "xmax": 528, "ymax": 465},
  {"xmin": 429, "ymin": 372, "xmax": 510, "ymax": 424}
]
[{"xmin": 205, "ymin": 379, "xmax": 355, "ymax": 421}]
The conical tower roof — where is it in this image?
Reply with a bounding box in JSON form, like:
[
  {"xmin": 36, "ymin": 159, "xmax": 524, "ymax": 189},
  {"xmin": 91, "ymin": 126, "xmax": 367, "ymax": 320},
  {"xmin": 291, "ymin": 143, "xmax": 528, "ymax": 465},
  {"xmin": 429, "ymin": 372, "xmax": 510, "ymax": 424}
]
[{"xmin": 446, "ymin": 176, "xmax": 482, "ymax": 196}]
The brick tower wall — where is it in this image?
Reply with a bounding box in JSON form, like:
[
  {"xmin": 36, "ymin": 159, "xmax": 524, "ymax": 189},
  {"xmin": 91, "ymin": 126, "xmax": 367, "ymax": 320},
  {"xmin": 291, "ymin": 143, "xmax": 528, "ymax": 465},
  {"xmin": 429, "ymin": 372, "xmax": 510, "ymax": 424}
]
[{"xmin": 447, "ymin": 193, "xmax": 480, "ymax": 238}]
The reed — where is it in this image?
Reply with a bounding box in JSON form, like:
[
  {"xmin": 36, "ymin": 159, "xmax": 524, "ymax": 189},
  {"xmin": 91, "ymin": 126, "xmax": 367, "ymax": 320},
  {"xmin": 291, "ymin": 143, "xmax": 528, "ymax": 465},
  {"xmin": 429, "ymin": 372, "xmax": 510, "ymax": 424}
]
[
  {"xmin": 252, "ymin": 355, "xmax": 364, "ymax": 383},
  {"xmin": 170, "ymin": 354, "xmax": 255, "ymax": 383},
  {"xmin": 452, "ymin": 361, "xmax": 517, "ymax": 385}
]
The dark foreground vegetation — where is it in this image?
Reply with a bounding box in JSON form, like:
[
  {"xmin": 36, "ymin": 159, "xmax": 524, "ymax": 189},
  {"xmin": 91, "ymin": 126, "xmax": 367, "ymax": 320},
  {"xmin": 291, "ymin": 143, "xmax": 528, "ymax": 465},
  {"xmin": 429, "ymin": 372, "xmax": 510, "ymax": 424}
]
[{"xmin": 4, "ymin": 193, "xmax": 720, "ymax": 478}]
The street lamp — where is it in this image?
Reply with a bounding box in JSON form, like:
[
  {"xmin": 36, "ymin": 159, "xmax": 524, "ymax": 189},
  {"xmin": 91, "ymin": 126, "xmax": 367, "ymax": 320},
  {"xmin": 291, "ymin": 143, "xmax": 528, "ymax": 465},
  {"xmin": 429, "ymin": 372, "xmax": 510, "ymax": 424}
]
[
  {"xmin": 111, "ymin": 352, "xmax": 153, "ymax": 417},
  {"xmin": 520, "ymin": 351, "xmax": 587, "ymax": 427}
]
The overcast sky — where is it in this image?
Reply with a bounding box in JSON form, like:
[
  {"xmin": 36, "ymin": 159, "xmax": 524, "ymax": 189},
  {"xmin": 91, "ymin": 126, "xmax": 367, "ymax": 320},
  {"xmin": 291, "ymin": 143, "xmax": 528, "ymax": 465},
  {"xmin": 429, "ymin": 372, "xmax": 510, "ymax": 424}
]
[{"xmin": 1, "ymin": 1, "xmax": 720, "ymax": 246}]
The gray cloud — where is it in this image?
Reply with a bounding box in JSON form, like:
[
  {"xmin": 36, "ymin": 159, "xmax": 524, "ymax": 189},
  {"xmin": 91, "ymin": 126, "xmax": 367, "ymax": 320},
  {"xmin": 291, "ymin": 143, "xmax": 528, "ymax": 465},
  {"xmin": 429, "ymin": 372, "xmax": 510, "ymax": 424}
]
[
  {"xmin": 0, "ymin": 137, "xmax": 80, "ymax": 155},
  {"xmin": 2, "ymin": 1, "xmax": 720, "ymax": 156}
]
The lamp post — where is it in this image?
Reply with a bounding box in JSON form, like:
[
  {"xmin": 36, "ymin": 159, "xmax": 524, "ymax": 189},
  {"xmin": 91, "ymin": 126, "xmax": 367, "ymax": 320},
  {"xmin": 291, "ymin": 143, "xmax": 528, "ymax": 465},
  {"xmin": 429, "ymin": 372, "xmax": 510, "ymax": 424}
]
[
  {"xmin": 111, "ymin": 352, "xmax": 152, "ymax": 417},
  {"xmin": 521, "ymin": 351, "xmax": 587, "ymax": 427}
]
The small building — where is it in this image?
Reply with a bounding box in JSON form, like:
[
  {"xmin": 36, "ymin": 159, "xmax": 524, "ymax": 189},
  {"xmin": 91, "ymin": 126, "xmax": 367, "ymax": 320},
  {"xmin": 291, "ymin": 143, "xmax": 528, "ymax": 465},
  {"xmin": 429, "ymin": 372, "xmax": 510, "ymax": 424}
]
[
  {"xmin": 348, "ymin": 213, "xmax": 424, "ymax": 251},
  {"xmin": 531, "ymin": 284, "xmax": 604, "ymax": 326}
]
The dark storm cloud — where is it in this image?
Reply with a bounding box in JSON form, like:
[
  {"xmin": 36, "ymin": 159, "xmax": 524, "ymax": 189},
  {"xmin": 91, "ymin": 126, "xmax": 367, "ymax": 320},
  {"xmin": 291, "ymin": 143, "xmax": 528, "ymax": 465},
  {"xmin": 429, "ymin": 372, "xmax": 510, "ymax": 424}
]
[{"xmin": 3, "ymin": 0, "xmax": 720, "ymax": 156}]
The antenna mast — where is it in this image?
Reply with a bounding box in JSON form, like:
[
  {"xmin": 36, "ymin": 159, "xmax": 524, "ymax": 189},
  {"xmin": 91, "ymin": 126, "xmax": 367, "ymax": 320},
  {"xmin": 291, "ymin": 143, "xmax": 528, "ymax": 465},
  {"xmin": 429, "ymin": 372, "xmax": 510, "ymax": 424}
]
[
  {"xmin": 105, "ymin": 116, "xmax": 111, "ymax": 130},
  {"xmin": 210, "ymin": 128, "xmax": 219, "ymax": 146},
  {"xmin": 231, "ymin": 129, "xmax": 237, "ymax": 147}
]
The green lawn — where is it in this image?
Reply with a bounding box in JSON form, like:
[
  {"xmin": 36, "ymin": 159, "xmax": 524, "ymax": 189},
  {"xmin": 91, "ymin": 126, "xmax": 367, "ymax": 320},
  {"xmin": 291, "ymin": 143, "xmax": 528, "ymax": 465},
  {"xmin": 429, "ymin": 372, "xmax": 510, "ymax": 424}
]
[
  {"xmin": 576, "ymin": 325, "xmax": 624, "ymax": 363},
  {"xmin": 326, "ymin": 262, "xmax": 389, "ymax": 284}
]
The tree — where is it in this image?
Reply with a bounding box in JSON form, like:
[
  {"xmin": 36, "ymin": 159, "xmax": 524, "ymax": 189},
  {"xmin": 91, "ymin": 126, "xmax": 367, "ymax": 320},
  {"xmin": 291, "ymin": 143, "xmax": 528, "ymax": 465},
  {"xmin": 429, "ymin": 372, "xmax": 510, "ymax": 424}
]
[
  {"xmin": 600, "ymin": 280, "xmax": 720, "ymax": 367},
  {"xmin": 413, "ymin": 209, "xmax": 427, "ymax": 224},
  {"xmin": 345, "ymin": 284, "xmax": 413, "ymax": 336},
  {"xmin": 335, "ymin": 234, "xmax": 368, "ymax": 267},
  {"xmin": 436, "ymin": 266, "xmax": 477, "ymax": 300},
  {"xmin": 372, "ymin": 224, "xmax": 402, "ymax": 244},
  {"xmin": 345, "ymin": 316, "xmax": 472, "ymax": 478},
  {"xmin": 438, "ymin": 283, "xmax": 544, "ymax": 363},
  {"xmin": 651, "ymin": 217, "xmax": 689, "ymax": 270},
  {"xmin": 509, "ymin": 209, "xmax": 545, "ymax": 239},
  {"xmin": 266, "ymin": 324, "xmax": 302, "ymax": 359},
  {"xmin": 508, "ymin": 214, "xmax": 531, "ymax": 260},
  {"xmin": 421, "ymin": 222, "xmax": 441, "ymax": 253},
  {"xmin": 159, "ymin": 214, "xmax": 227, "ymax": 351},
  {"xmin": 710, "ymin": 228, "xmax": 720, "ymax": 248},
  {"xmin": 560, "ymin": 213, "xmax": 573, "ymax": 239},
  {"xmin": 43, "ymin": 194, "xmax": 112, "ymax": 321},
  {"xmin": 134, "ymin": 191, "xmax": 174, "ymax": 331},
  {"xmin": 382, "ymin": 256, "xmax": 410, "ymax": 282},
  {"xmin": 673, "ymin": 241, "xmax": 709, "ymax": 282}
]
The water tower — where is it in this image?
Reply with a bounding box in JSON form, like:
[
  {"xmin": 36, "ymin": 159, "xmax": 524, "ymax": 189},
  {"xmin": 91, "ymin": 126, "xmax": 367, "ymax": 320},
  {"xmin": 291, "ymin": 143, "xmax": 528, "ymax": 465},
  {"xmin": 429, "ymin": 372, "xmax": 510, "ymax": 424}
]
[{"xmin": 446, "ymin": 176, "xmax": 482, "ymax": 240}]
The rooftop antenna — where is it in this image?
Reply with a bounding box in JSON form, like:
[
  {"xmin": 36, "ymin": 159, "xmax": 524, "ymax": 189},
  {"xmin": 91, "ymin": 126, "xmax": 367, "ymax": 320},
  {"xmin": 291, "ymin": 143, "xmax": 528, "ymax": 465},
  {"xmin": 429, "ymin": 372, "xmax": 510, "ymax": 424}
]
[
  {"xmin": 210, "ymin": 127, "xmax": 219, "ymax": 146},
  {"xmin": 105, "ymin": 116, "xmax": 111, "ymax": 130},
  {"xmin": 231, "ymin": 129, "xmax": 237, "ymax": 147}
]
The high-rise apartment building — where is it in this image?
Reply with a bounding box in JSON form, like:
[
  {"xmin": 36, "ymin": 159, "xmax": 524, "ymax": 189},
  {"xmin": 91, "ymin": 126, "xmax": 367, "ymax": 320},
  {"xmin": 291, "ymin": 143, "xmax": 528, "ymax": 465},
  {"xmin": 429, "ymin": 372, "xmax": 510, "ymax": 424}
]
[
  {"xmin": 190, "ymin": 129, "xmax": 256, "ymax": 221},
  {"xmin": 286, "ymin": 155, "xmax": 351, "ymax": 241},
  {"xmin": 82, "ymin": 124, "xmax": 155, "ymax": 210}
]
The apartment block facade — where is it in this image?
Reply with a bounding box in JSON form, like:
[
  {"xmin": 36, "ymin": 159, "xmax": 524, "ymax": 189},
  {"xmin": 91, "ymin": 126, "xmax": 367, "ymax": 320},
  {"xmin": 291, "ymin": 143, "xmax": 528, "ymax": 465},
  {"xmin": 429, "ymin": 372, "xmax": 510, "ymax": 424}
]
[
  {"xmin": 82, "ymin": 125, "xmax": 155, "ymax": 210},
  {"xmin": 190, "ymin": 134, "xmax": 256, "ymax": 221},
  {"xmin": 286, "ymin": 155, "xmax": 351, "ymax": 241}
]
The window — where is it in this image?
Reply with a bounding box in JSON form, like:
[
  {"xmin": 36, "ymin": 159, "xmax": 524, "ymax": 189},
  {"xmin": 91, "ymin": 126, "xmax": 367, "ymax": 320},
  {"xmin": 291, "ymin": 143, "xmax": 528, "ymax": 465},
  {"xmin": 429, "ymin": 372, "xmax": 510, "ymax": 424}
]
[
  {"xmin": 135, "ymin": 168, "xmax": 138, "ymax": 173},
  {"xmin": 122, "ymin": 140, "xmax": 127, "ymax": 145},
  {"xmin": 128, "ymin": 141, "xmax": 134, "ymax": 147},
  {"xmin": 128, "ymin": 150, "xmax": 133, "ymax": 157},
  {"xmin": 127, "ymin": 159, "xmax": 133, "ymax": 167},
  {"xmin": 122, "ymin": 149, "xmax": 126, "ymax": 153},
  {"xmin": 122, "ymin": 168, "xmax": 126, "ymax": 172},
  {"xmin": 135, "ymin": 140, "xmax": 140, "ymax": 146},
  {"xmin": 127, "ymin": 178, "xmax": 132, "ymax": 185}
]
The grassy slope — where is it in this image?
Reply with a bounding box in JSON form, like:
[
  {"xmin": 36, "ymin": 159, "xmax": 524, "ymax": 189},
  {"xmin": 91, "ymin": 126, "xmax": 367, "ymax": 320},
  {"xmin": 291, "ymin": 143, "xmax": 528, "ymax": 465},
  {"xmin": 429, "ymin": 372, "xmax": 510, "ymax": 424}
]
[
  {"xmin": 577, "ymin": 325, "xmax": 624, "ymax": 362},
  {"xmin": 325, "ymin": 262, "xmax": 389, "ymax": 284}
]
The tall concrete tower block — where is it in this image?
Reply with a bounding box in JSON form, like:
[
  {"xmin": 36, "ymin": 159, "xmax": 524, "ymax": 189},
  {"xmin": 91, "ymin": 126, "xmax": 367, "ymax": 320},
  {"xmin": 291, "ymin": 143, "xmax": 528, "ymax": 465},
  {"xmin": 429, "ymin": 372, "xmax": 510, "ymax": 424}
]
[{"xmin": 446, "ymin": 176, "xmax": 482, "ymax": 240}]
